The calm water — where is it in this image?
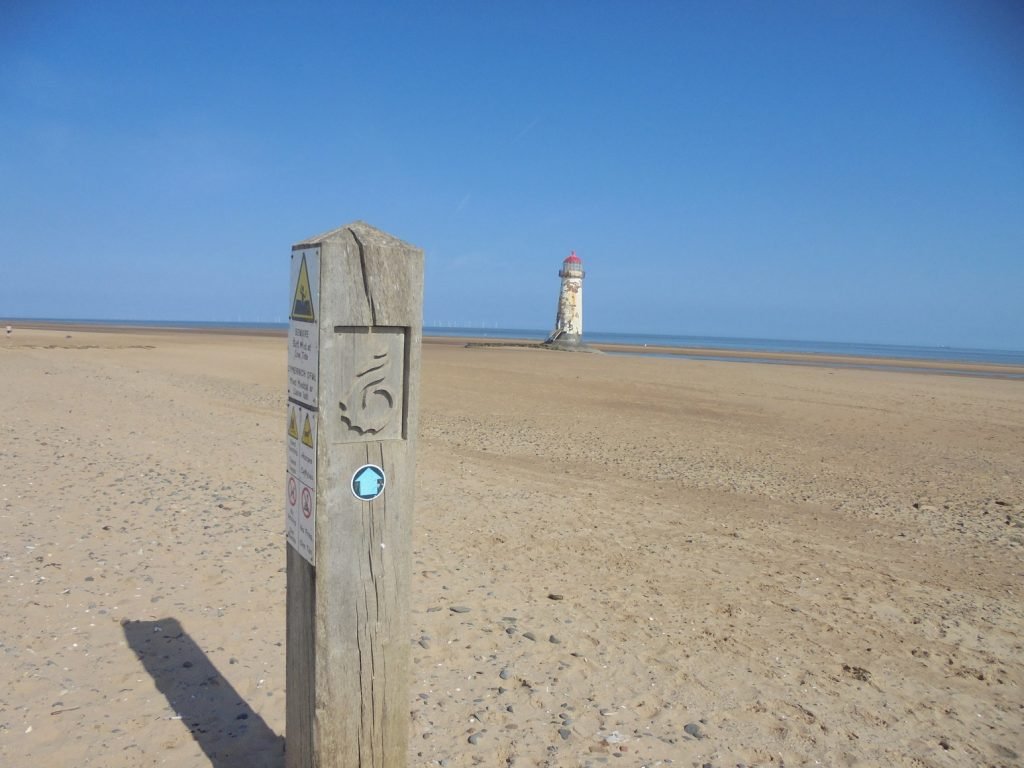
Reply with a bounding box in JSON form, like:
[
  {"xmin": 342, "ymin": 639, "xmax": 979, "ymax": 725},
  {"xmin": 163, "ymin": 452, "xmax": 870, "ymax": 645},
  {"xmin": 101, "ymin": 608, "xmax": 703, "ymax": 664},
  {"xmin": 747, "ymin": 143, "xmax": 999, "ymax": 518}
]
[{"xmin": 8, "ymin": 318, "xmax": 1024, "ymax": 368}]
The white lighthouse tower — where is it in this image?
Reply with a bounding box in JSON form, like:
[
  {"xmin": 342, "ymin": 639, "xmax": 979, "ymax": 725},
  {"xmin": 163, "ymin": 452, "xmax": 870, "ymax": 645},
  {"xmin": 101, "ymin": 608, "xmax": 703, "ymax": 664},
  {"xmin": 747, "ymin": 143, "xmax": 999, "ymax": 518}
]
[{"xmin": 545, "ymin": 251, "xmax": 585, "ymax": 347}]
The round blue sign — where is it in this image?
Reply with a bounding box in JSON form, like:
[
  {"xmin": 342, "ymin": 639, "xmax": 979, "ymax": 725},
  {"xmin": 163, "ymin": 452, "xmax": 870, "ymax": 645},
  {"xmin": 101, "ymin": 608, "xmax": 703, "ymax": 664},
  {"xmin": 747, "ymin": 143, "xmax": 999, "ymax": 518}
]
[{"xmin": 351, "ymin": 464, "xmax": 386, "ymax": 501}]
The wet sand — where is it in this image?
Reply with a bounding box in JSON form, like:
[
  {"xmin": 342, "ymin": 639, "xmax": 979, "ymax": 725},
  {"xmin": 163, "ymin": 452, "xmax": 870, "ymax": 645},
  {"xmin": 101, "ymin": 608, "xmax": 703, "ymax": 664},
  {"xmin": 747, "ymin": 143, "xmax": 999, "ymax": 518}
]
[
  {"xmin": 8, "ymin": 321, "xmax": 1024, "ymax": 378},
  {"xmin": 1, "ymin": 327, "xmax": 1022, "ymax": 767}
]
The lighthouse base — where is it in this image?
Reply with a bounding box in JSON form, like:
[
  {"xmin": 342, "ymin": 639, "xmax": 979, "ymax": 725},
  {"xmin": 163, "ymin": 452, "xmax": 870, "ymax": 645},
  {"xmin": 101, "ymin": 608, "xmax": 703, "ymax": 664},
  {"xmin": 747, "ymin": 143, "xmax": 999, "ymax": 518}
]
[{"xmin": 543, "ymin": 332, "xmax": 598, "ymax": 352}]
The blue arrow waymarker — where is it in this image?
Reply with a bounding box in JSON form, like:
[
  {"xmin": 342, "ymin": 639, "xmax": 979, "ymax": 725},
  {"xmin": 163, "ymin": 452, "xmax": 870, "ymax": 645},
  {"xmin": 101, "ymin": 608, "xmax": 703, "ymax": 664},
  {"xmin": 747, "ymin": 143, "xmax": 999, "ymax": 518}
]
[{"xmin": 351, "ymin": 464, "xmax": 386, "ymax": 501}]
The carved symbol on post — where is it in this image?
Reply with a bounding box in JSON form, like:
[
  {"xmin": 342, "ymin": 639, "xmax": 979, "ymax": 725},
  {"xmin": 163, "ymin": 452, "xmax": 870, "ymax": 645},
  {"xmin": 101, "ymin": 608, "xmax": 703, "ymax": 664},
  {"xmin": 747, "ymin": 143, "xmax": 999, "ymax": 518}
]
[{"xmin": 339, "ymin": 341, "xmax": 396, "ymax": 435}]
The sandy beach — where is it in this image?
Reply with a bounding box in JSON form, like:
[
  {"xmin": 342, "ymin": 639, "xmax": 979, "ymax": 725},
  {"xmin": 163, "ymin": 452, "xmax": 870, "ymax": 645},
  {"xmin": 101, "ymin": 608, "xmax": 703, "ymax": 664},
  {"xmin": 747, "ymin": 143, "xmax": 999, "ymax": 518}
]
[{"xmin": 1, "ymin": 327, "xmax": 1022, "ymax": 768}]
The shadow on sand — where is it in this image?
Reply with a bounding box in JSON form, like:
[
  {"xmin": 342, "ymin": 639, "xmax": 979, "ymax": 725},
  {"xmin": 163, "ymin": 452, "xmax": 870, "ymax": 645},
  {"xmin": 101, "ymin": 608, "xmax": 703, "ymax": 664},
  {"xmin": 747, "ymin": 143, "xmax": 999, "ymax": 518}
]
[{"xmin": 123, "ymin": 618, "xmax": 284, "ymax": 768}]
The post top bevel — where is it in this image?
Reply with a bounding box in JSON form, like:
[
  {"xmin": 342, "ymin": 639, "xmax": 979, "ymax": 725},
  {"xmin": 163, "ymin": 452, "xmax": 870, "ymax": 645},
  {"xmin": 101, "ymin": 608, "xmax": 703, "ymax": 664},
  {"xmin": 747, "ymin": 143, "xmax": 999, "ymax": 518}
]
[{"xmin": 292, "ymin": 220, "xmax": 419, "ymax": 252}]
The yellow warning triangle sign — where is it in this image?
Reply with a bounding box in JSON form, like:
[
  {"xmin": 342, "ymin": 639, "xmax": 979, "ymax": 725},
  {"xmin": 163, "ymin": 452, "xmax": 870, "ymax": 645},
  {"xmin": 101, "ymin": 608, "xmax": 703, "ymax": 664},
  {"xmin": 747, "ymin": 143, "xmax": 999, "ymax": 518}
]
[
  {"xmin": 291, "ymin": 254, "xmax": 315, "ymax": 322},
  {"xmin": 288, "ymin": 408, "xmax": 299, "ymax": 440},
  {"xmin": 301, "ymin": 413, "xmax": 315, "ymax": 448}
]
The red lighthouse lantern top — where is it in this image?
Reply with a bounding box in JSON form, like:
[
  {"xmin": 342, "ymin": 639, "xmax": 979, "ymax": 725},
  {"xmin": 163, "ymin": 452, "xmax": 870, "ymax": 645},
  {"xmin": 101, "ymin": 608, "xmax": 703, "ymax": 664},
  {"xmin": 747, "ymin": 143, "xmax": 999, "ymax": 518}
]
[{"xmin": 564, "ymin": 251, "xmax": 582, "ymax": 264}]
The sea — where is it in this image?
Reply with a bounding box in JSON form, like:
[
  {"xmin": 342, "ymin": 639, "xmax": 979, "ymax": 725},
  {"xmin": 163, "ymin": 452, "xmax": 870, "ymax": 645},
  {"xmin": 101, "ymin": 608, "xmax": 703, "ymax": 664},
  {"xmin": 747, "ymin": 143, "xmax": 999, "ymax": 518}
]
[{"xmin": 8, "ymin": 318, "xmax": 1024, "ymax": 374}]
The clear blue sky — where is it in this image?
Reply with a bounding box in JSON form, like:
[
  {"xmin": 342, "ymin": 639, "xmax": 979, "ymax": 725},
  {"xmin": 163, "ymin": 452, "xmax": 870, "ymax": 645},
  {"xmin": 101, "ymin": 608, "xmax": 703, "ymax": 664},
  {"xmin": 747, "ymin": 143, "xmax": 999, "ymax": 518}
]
[{"xmin": 2, "ymin": 1, "xmax": 1022, "ymax": 348}]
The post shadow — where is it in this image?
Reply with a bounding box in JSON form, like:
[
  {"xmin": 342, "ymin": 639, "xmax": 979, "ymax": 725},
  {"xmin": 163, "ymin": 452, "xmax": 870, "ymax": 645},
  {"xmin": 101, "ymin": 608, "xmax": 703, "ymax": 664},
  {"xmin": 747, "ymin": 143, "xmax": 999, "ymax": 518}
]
[{"xmin": 123, "ymin": 618, "xmax": 285, "ymax": 768}]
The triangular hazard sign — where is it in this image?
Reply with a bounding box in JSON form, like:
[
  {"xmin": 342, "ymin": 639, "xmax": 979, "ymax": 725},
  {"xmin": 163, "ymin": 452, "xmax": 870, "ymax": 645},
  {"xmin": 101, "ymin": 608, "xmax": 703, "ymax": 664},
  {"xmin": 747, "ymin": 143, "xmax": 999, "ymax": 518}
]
[
  {"xmin": 302, "ymin": 413, "xmax": 315, "ymax": 448},
  {"xmin": 288, "ymin": 408, "xmax": 299, "ymax": 440},
  {"xmin": 291, "ymin": 254, "xmax": 316, "ymax": 322}
]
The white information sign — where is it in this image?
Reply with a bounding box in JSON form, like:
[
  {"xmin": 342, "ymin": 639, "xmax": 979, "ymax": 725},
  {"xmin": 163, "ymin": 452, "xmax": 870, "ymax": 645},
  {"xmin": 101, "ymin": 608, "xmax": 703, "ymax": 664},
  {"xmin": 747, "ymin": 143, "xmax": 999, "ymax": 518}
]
[
  {"xmin": 286, "ymin": 402, "xmax": 317, "ymax": 565},
  {"xmin": 286, "ymin": 246, "xmax": 320, "ymax": 566},
  {"xmin": 288, "ymin": 247, "xmax": 320, "ymax": 409}
]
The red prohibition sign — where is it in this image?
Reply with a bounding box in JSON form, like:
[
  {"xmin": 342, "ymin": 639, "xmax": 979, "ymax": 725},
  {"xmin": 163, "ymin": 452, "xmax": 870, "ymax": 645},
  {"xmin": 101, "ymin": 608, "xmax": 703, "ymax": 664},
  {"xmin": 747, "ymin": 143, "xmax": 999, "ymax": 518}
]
[
  {"xmin": 288, "ymin": 476, "xmax": 298, "ymax": 506},
  {"xmin": 301, "ymin": 487, "xmax": 313, "ymax": 519}
]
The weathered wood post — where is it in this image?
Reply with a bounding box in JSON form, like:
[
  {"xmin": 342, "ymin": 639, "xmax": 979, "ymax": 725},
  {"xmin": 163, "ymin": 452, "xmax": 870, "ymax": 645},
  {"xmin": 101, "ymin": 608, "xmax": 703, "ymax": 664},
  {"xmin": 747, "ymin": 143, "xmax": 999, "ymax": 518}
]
[{"xmin": 285, "ymin": 221, "xmax": 423, "ymax": 767}]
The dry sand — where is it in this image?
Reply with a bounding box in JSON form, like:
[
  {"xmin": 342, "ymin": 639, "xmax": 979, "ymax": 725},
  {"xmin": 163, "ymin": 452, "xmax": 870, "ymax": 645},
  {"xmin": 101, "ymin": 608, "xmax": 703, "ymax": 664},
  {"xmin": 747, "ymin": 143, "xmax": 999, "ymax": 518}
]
[{"xmin": 1, "ymin": 328, "xmax": 1022, "ymax": 768}]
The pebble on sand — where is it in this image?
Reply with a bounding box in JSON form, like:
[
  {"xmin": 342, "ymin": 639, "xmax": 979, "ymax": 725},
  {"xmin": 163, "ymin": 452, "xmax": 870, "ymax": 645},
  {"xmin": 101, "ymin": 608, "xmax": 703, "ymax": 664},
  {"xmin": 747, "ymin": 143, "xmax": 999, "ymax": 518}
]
[{"xmin": 684, "ymin": 723, "xmax": 705, "ymax": 739}]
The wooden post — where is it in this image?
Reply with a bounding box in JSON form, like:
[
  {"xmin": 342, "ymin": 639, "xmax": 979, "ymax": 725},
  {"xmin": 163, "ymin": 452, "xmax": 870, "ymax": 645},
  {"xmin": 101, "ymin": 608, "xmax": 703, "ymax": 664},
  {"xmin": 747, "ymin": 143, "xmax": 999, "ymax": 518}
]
[{"xmin": 285, "ymin": 221, "xmax": 423, "ymax": 767}]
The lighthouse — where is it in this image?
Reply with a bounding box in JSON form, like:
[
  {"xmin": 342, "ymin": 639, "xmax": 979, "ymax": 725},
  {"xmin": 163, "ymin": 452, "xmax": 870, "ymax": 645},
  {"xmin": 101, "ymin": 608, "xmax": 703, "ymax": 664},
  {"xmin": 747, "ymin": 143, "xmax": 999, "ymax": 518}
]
[{"xmin": 545, "ymin": 251, "xmax": 585, "ymax": 347}]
